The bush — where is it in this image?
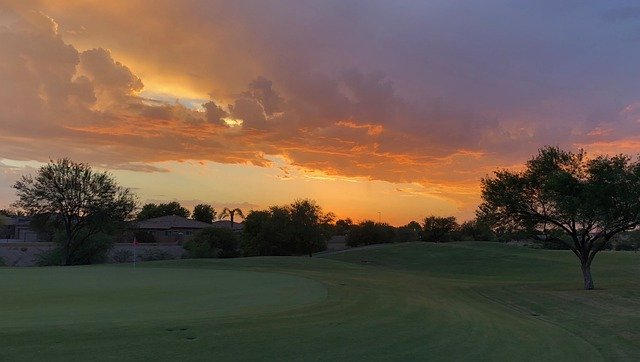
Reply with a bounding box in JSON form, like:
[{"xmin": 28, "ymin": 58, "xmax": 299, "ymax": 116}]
[
  {"xmin": 538, "ymin": 237, "xmax": 572, "ymax": 250},
  {"xmin": 111, "ymin": 249, "xmax": 133, "ymax": 263},
  {"xmin": 615, "ymin": 240, "xmax": 639, "ymax": 251},
  {"xmin": 184, "ymin": 227, "xmax": 240, "ymax": 258},
  {"xmin": 36, "ymin": 232, "xmax": 114, "ymax": 266},
  {"xmin": 74, "ymin": 233, "xmax": 114, "ymax": 264},
  {"xmin": 0, "ymin": 256, "xmax": 5, "ymax": 267},
  {"xmin": 140, "ymin": 248, "xmax": 175, "ymax": 261}
]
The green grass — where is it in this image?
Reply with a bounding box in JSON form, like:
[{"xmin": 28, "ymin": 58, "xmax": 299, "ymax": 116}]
[{"xmin": 1, "ymin": 242, "xmax": 639, "ymax": 361}]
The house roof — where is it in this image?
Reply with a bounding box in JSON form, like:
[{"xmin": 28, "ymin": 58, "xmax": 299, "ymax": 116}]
[
  {"xmin": 0, "ymin": 216, "xmax": 31, "ymax": 226},
  {"xmin": 212, "ymin": 220, "xmax": 244, "ymax": 230},
  {"xmin": 136, "ymin": 215, "xmax": 212, "ymax": 230}
]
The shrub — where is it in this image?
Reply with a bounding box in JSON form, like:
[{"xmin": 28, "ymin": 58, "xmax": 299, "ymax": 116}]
[
  {"xmin": 140, "ymin": 248, "xmax": 175, "ymax": 261},
  {"xmin": 35, "ymin": 248, "xmax": 62, "ymax": 266},
  {"xmin": 184, "ymin": 227, "xmax": 240, "ymax": 258},
  {"xmin": 111, "ymin": 249, "xmax": 134, "ymax": 263},
  {"xmin": 615, "ymin": 240, "xmax": 639, "ymax": 251},
  {"xmin": 538, "ymin": 237, "xmax": 572, "ymax": 250},
  {"xmin": 72, "ymin": 233, "xmax": 114, "ymax": 264},
  {"xmin": 0, "ymin": 256, "xmax": 5, "ymax": 267},
  {"xmin": 36, "ymin": 232, "xmax": 114, "ymax": 266}
]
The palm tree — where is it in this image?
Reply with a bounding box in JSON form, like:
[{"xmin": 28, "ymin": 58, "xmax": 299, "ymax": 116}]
[{"xmin": 220, "ymin": 207, "xmax": 244, "ymax": 230}]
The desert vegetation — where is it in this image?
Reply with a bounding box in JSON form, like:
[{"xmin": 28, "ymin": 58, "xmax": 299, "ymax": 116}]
[{"xmin": 12, "ymin": 158, "xmax": 136, "ymax": 265}]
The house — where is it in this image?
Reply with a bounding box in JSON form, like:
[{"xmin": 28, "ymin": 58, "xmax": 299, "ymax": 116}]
[
  {"xmin": 135, "ymin": 215, "xmax": 212, "ymax": 243},
  {"xmin": 211, "ymin": 220, "xmax": 244, "ymax": 232},
  {"xmin": 0, "ymin": 216, "xmax": 41, "ymax": 242}
]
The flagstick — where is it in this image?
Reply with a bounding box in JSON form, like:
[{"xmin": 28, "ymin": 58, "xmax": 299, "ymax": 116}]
[{"xmin": 133, "ymin": 237, "xmax": 137, "ymax": 269}]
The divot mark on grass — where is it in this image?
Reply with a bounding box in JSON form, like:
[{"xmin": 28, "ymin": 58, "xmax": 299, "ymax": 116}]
[{"xmin": 185, "ymin": 337, "xmax": 197, "ymax": 341}]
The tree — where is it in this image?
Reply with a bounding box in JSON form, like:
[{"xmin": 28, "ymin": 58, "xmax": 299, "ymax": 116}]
[
  {"xmin": 220, "ymin": 207, "xmax": 245, "ymax": 229},
  {"xmin": 242, "ymin": 200, "xmax": 334, "ymax": 256},
  {"xmin": 478, "ymin": 146, "xmax": 640, "ymax": 290},
  {"xmin": 422, "ymin": 216, "xmax": 458, "ymax": 243},
  {"xmin": 137, "ymin": 201, "xmax": 190, "ymax": 220},
  {"xmin": 289, "ymin": 199, "xmax": 334, "ymax": 257},
  {"xmin": 193, "ymin": 204, "xmax": 216, "ymax": 223},
  {"xmin": 184, "ymin": 227, "xmax": 240, "ymax": 258},
  {"xmin": 458, "ymin": 218, "xmax": 494, "ymax": 241},
  {"xmin": 405, "ymin": 220, "xmax": 423, "ymax": 240},
  {"xmin": 0, "ymin": 214, "xmax": 6, "ymax": 240},
  {"xmin": 347, "ymin": 220, "xmax": 395, "ymax": 247},
  {"xmin": 13, "ymin": 158, "xmax": 136, "ymax": 265},
  {"xmin": 242, "ymin": 207, "xmax": 293, "ymax": 256},
  {"xmin": 0, "ymin": 208, "xmax": 25, "ymax": 217},
  {"xmin": 334, "ymin": 218, "xmax": 353, "ymax": 236}
]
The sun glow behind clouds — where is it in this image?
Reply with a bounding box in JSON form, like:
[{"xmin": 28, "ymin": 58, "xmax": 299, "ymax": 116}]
[
  {"xmin": 222, "ymin": 117, "xmax": 244, "ymax": 127},
  {"xmin": 140, "ymin": 90, "xmax": 210, "ymax": 111},
  {"xmin": 0, "ymin": 156, "xmax": 460, "ymax": 225}
]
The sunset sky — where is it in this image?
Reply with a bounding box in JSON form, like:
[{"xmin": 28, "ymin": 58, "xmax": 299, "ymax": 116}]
[{"xmin": 2, "ymin": 1, "xmax": 640, "ymax": 225}]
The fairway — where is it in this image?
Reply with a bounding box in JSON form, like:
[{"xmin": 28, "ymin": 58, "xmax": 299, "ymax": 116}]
[{"xmin": 1, "ymin": 242, "xmax": 639, "ymax": 361}]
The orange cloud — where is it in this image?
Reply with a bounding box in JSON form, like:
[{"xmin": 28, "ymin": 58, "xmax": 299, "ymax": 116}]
[
  {"xmin": 3, "ymin": 4, "xmax": 640, "ymax": 220},
  {"xmin": 335, "ymin": 120, "xmax": 384, "ymax": 136}
]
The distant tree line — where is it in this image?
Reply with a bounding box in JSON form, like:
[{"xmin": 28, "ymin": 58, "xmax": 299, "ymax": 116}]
[
  {"xmin": 341, "ymin": 215, "xmax": 494, "ymax": 247},
  {"xmin": 8, "ymin": 146, "xmax": 640, "ymax": 291}
]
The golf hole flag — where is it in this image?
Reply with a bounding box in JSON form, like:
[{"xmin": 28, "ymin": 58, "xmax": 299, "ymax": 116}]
[{"xmin": 133, "ymin": 236, "xmax": 138, "ymax": 267}]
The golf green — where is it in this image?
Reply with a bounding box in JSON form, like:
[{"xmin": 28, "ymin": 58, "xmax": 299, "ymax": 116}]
[{"xmin": 1, "ymin": 242, "xmax": 639, "ymax": 361}]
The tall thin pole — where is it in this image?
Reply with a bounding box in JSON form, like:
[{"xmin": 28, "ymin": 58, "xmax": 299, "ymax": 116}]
[{"xmin": 133, "ymin": 236, "xmax": 137, "ymax": 269}]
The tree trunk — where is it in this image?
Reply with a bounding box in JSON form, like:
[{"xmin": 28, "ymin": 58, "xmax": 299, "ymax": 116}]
[
  {"xmin": 60, "ymin": 238, "xmax": 71, "ymax": 266},
  {"xmin": 581, "ymin": 263, "xmax": 594, "ymax": 290},
  {"xmin": 62, "ymin": 223, "xmax": 73, "ymax": 266}
]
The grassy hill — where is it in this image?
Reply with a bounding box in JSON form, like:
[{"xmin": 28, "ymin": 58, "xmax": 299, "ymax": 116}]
[{"xmin": 1, "ymin": 242, "xmax": 639, "ymax": 360}]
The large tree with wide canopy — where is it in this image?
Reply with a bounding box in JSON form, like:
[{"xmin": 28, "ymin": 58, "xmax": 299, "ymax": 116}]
[{"xmin": 479, "ymin": 146, "xmax": 640, "ymax": 289}]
